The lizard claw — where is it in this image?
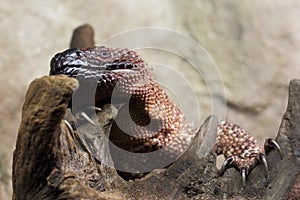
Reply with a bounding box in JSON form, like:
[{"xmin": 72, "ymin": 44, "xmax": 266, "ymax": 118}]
[
  {"xmin": 241, "ymin": 168, "xmax": 247, "ymax": 187},
  {"xmin": 87, "ymin": 106, "xmax": 102, "ymax": 112},
  {"xmin": 76, "ymin": 111, "xmax": 96, "ymax": 126},
  {"xmin": 74, "ymin": 106, "xmax": 102, "ymax": 126},
  {"xmin": 64, "ymin": 119, "xmax": 75, "ymax": 135},
  {"xmin": 259, "ymin": 154, "xmax": 268, "ymax": 178},
  {"xmin": 264, "ymin": 138, "xmax": 283, "ymax": 159},
  {"xmin": 218, "ymin": 156, "xmax": 233, "ymax": 176}
]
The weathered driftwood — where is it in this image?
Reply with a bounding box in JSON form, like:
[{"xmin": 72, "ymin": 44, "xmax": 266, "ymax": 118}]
[
  {"xmin": 12, "ymin": 75, "xmax": 300, "ymax": 199},
  {"xmin": 70, "ymin": 24, "xmax": 95, "ymax": 49}
]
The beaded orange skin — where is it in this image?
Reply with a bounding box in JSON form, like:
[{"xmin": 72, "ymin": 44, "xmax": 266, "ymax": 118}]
[
  {"xmin": 215, "ymin": 120, "xmax": 282, "ymax": 186},
  {"xmin": 51, "ymin": 46, "xmax": 282, "ymax": 184},
  {"xmin": 50, "ymin": 46, "xmax": 192, "ymax": 155}
]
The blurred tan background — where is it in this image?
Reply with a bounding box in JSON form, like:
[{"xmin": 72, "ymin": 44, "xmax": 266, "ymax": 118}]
[{"xmin": 1, "ymin": 0, "xmax": 300, "ymax": 199}]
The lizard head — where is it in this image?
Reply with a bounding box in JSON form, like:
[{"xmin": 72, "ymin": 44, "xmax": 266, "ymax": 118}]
[
  {"xmin": 50, "ymin": 46, "xmax": 153, "ymax": 107},
  {"xmin": 50, "ymin": 46, "xmax": 146, "ymax": 76}
]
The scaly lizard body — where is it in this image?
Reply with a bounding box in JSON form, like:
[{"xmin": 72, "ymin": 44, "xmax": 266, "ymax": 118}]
[{"xmin": 50, "ymin": 46, "xmax": 281, "ymax": 184}]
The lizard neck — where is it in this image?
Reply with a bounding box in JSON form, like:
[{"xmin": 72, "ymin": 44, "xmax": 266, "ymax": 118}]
[{"xmin": 109, "ymin": 80, "xmax": 187, "ymax": 153}]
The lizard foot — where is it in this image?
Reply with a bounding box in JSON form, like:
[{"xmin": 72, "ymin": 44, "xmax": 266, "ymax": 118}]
[{"xmin": 215, "ymin": 120, "xmax": 282, "ymax": 187}]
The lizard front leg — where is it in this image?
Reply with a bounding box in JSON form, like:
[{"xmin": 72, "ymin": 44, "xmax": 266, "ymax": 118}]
[{"xmin": 215, "ymin": 120, "xmax": 283, "ymax": 187}]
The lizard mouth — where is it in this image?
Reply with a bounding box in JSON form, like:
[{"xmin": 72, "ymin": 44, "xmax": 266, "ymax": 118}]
[{"xmin": 105, "ymin": 63, "xmax": 134, "ymax": 70}]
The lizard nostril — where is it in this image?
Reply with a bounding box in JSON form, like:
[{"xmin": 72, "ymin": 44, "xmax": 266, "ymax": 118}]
[{"xmin": 75, "ymin": 50, "xmax": 83, "ymax": 56}]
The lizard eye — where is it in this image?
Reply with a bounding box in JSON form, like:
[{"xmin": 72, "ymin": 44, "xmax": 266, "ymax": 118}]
[{"xmin": 100, "ymin": 49, "xmax": 110, "ymax": 58}]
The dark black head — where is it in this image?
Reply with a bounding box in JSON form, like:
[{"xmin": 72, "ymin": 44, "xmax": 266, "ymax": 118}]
[
  {"xmin": 50, "ymin": 46, "xmax": 145, "ymax": 77},
  {"xmin": 50, "ymin": 48, "xmax": 86, "ymax": 75}
]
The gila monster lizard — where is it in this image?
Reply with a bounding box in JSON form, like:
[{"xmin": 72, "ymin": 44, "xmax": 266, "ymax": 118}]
[{"xmin": 50, "ymin": 46, "xmax": 282, "ymax": 185}]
